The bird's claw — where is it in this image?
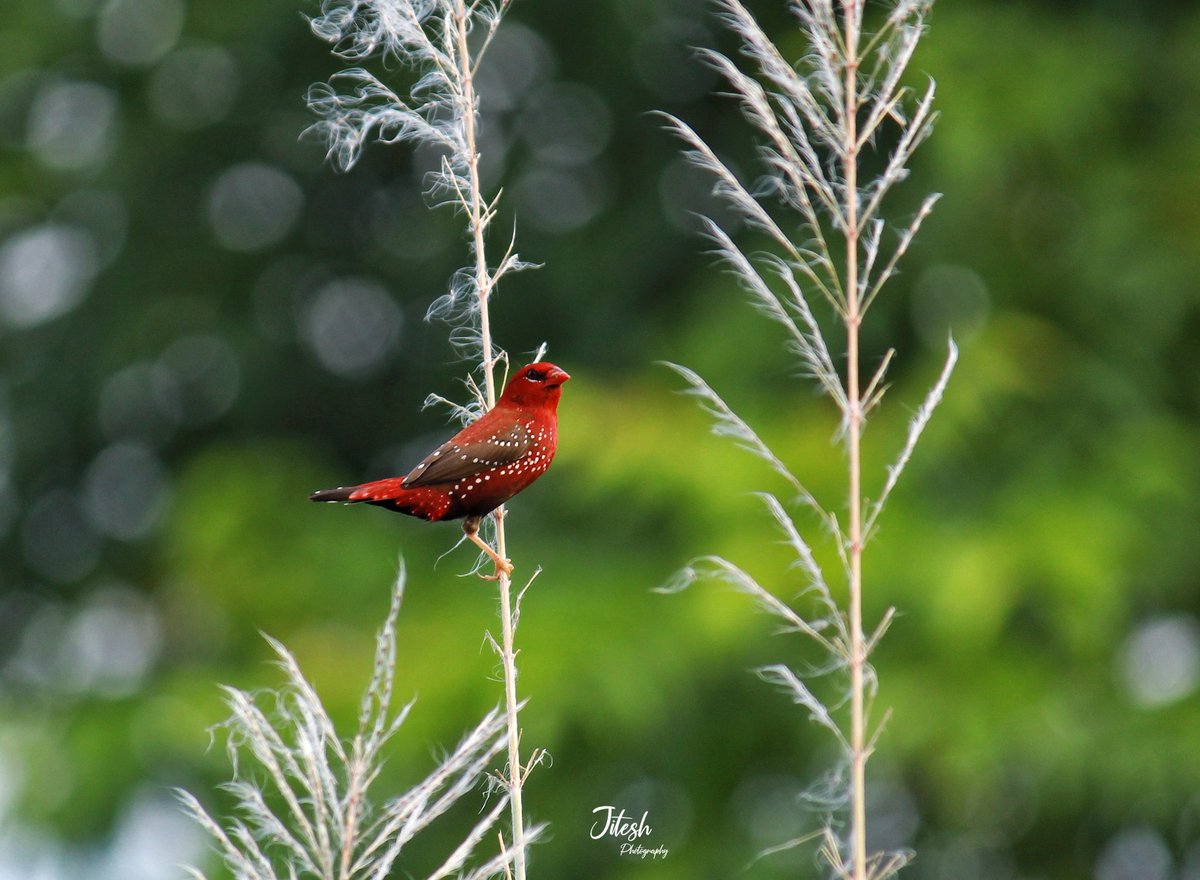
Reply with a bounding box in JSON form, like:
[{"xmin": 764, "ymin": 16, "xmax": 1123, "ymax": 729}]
[
  {"xmin": 460, "ymin": 525, "xmax": 513, "ymax": 581},
  {"xmin": 464, "ymin": 530, "xmax": 513, "ymax": 581},
  {"xmin": 477, "ymin": 557, "xmax": 514, "ymax": 582}
]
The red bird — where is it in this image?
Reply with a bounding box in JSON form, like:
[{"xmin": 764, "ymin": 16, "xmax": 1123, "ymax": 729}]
[{"xmin": 311, "ymin": 362, "xmax": 570, "ymax": 576}]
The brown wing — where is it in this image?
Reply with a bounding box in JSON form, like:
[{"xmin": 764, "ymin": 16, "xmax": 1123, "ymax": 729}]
[{"xmin": 401, "ymin": 421, "xmax": 533, "ymax": 488}]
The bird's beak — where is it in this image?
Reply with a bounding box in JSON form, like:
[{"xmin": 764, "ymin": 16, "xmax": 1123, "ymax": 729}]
[{"xmin": 546, "ymin": 367, "xmax": 571, "ymax": 389}]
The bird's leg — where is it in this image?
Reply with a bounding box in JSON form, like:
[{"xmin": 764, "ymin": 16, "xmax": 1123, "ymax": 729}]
[{"xmin": 463, "ymin": 517, "xmax": 513, "ymax": 580}]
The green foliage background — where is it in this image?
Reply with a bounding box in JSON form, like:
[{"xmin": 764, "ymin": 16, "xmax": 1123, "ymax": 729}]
[{"xmin": 2, "ymin": 1, "xmax": 1199, "ymax": 878}]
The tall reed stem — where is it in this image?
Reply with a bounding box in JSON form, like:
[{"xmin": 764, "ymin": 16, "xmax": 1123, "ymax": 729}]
[
  {"xmin": 660, "ymin": 0, "xmax": 949, "ymax": 876},
  {"xmin": 841, "ymin": 6, "xmax": 867, "ymax": 878},
  {"xmin": 494, "ymin": 537, "xmax": 525, "ymax": 880},
  {"xmin": 306, "ymin": 0, "xmax": 538, "ymax": 873},
  {"xmin": 452, "ymin": 3, "xmax": 527, "ymax": 877}
]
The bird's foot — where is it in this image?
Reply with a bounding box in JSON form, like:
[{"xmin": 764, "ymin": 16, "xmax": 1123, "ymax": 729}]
[
  {"xmin": 476, "ymin": 558, "xmax": 514, "ymax": 582},
  {"xmin": 465, "ymin": 531, "xmax": 514, "ymax": 581}
]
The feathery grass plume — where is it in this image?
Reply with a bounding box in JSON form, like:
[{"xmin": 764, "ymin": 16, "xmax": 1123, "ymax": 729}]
[
  {"xmin": 179, "ymin": 568, "xmax": 540, "ymax": 880},
  {"xmin": 660, "ymin": 1, "xmax": 953, "ymax": 878},
  {"xmin": 309, "ymin": 2, "xmax": 543, "ymax": 876},
  {"xmin": 308, "ymin": 0, "xmax": 535, "ymax": 373}
]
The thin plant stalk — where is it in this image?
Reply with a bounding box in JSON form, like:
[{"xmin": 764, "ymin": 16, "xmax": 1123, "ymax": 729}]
[
  {"xmin": 661, "ymin": 1, "xmax": 950, "ymax": 877},
  {"xmin": 306, "ymin": 0, "xmax": 539, "ymax": 873},
  {"xmin": 841, "ymin": 6, "xmax": 867, "ymax": 877},
  {"xmin": 449, "ymin": 3, "xmax": 528, "ymax": 876},
  {"xmin": 494, "ymin": 547, "xmax": 526, "ymax": 880}
]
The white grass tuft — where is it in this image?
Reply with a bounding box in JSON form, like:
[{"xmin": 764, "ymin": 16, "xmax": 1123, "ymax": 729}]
[{"xmin": 180, "ymin": 568, "xmax": 530, "ymax": 880}]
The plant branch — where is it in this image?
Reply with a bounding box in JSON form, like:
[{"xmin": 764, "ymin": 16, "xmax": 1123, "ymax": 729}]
[
  {"xmin": 307, "ymin": 0, "xmax": 538, "ymax": 874},
  {"xmin": 450, "ymin": 3, "xmax": 528, "ymax": 876},
  {"xmin": 663, "ymin": 1, "xmax": 946, "ymax": 878},
  {"xmin": 839, "ymin": 5, "xmax": 868, "ymax": 878}
]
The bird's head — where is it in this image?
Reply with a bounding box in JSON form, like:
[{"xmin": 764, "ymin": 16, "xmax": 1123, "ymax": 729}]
[{"xmin": 499, "ymin": 361, "xmax": 570, "ymax": 411}]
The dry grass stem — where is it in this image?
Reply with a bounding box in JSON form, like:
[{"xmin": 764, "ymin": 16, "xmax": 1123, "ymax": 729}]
[
  {"xmin": 662, "ymin": 1, "xmax": 951, "ymax": 878},
  {"xmin": 307, "ymin": 0, "xmax": 543, "ymax": 875},
  {"xmin": 184, "ymin": 0, "xmax": 550, "ymax": 875}
]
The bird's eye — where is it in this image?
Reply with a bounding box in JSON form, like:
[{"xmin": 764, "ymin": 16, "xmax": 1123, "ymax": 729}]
[{"xmin": 525, "ymin": 369, "xmax": 546, "ymax": 382}]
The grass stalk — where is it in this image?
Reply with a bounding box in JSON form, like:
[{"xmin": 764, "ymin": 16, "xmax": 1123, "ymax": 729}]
[
  {"xmin": 661, "ymin": 1, "xmax": 950, "ymax": 876},
  {"xmin": 302, "ymin": 0, "xmax": 539, "ymax": 873},
  {"xmin": 450, "ymin": 2, "xmax": 527, "ymax": 874},
  {"xmin": 841, "ymin": 6, "xmax": 867, "ymax": 876}
]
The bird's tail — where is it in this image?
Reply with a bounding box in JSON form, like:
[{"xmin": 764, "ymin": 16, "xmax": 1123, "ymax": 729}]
[
  {"xmin": 310, "ymin": 477, "xmax": 450, "ymax": 522},
  {"xmin": 310, "ymin": 477, "xmax": 408, "ymax": 504},
  {"xmin": 310, "ymin": 486, "xmax": 355, "ymax": 503}
]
